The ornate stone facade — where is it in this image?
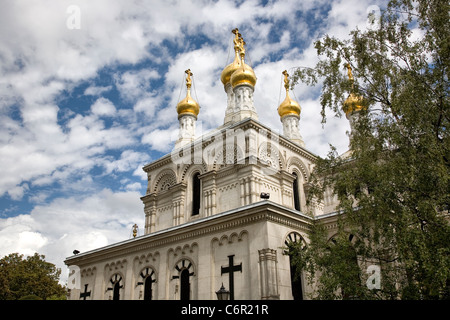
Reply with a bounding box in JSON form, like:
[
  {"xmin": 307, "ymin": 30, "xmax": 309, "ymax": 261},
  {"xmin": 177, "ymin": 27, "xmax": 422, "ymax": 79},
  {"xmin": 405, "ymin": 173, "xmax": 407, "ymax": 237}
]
[{"xmin": 64, "ymin": 29, "xmax": 343, "ymax": 301}]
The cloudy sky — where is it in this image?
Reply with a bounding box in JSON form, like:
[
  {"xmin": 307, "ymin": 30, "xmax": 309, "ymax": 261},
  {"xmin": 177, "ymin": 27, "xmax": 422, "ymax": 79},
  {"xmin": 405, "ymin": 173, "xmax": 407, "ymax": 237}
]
[{"xmin": 0, "ymin": 0, "xmax": 385, "ymax": 284}]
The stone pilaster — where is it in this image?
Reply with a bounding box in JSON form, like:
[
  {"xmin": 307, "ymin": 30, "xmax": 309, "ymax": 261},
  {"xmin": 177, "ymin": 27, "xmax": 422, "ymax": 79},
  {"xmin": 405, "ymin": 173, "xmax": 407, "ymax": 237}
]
[{"xmin": 258, "ymin": 248, "xmax": 280, "ymax": 300}]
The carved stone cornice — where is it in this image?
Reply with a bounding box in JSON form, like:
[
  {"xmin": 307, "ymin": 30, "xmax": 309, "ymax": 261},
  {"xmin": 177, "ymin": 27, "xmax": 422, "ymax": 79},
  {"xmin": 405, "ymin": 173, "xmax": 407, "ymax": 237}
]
[
  {"xmin": 140, "ymin": 193, "xmax": 157, "ymax": 203},
  {"xmin": 64, "ymin": 201, "xmax": 313, "ymax": 266},
  {"xmin": 233, "ymin": 118, "xmax": 318, "ymax": 163},
  {"xmin": 142, "ymin": 154, "xmax": 173, "ymax": 173},
  {"xmin": 142, "ymin": 118, "xmax": 318, "ymax": 174}
]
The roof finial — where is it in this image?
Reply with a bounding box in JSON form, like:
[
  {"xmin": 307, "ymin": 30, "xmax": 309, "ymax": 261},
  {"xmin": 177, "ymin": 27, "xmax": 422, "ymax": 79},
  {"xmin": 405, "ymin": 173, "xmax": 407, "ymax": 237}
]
[
  {"xmin": 185, "ymin": 69, "xmax": 193, "ymax": 89},
  {"xmin": 132, "ymin": 224, "xmax": 138, "ymax": 238},
  {"xmin": 229, "ymin": 30, "xmax": 257, "ymax": 89},
  {"xmin": 282, "ymin": 70, "xmax": 290, "ymax": 91},
  {"xmin": 220, "ymin": 29, "xmax": 244, "ymax": 87},
  {"xmin": 232, "ymin": 28, "xmax": 240, "ymax": 49},
  {"xmin": 345, "ymin": 63, "xmax": 354, "ymax": 89},
  {"xmin": 238, "ymin": 36, "xmax": 246, "ymax": 61}
]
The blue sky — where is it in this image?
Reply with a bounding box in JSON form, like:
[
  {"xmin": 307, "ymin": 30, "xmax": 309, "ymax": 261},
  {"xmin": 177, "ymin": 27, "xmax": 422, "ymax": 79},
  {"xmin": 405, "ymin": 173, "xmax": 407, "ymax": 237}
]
[{"xmin": 0, "ymin": 0, "xmax": 385, "ymax": 283}]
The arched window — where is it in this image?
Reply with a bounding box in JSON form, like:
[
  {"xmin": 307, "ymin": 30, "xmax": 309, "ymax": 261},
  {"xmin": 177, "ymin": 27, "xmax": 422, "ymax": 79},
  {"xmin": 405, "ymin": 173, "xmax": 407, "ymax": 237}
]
[
  {"xmin": 180, "ymin": 269, "xmax": 191, "ymax": 300},
  {"xmin": 144, "ymin": 276, "xmax": 153, "ymax": 300},
  {"xmin": 137, "ymin": 267, "xmax": 156, "ymax": 300},
  {"xmin": 107, "ymin": 274, "xmax": 123, "ymax": 300},
  {"xmin": 285, "ymin": 232, "xmax": 305, "ymax": 300},
  {"xmin": 113, "ymin": 282, "xmax": 121, "ymax": 300},
  {"xmin": 192, "ymin": 172, "xmax": 201, "ymax": 216},
  {"xmin": 292, "ymin": 172, "xmax": 300, "ymax": 211},
  {"xmin": 172, "ymin": 259, "xmax": 195, "ymax": 300}
]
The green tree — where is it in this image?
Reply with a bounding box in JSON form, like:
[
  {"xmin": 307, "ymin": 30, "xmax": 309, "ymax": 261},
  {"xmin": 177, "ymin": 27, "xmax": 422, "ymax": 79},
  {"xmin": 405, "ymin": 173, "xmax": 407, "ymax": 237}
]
[
  {"xmin": 0, "ymin": 253, "xmax": 66, "ymax": 300},
  {"xmin": 290, "ymin": 0, "xmax": 450, "ymax": 299}
]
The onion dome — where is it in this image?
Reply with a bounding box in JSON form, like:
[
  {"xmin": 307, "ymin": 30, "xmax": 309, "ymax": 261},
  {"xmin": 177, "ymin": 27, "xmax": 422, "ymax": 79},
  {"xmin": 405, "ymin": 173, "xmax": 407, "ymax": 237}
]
[
  {"xmin": 278, "ymin": 70, "xmax": 301, "ymax": 118},
  {"xmin": 220, "ymin": 28, "xmax": 242, "ymax": 88},
  {"xmin": 231, "ymin": 61, "xmax": 257, "ymax": 88},
  {"xmin": 343, "ymin": 92, "xmax": 364, "ymax": 115},
  {"xmin": 176, "ymin": 69, "xmax": 200, "ymax": 119},
  {"xmin": 230, "ymin": 36, "xmax": 257, "ymax": 88}
]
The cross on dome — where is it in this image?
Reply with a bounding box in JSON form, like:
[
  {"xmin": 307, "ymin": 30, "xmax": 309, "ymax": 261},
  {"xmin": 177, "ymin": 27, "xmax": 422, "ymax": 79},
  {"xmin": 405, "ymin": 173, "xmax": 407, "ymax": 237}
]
[
  {"xmin": 343, "ymin": 63, "xmax": 365, "ymax": 116},
  {"xmin": 220, "ymin": 28, "xmax": 257, "ymax": 89},
  {"xmin": 176, "ymin": 69, "xmax": 200, "ymax": 119}
]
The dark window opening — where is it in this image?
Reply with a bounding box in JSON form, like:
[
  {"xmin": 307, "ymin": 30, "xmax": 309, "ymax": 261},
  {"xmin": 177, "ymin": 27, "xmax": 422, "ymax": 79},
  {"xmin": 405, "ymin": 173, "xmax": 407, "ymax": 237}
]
[
  {"xmin": 289, "ymin": 254, "xmax": 304, "ymax": 300},
  {"xmin": 113, "ymin": 282, "xmax": 121, "ymax": 300},
  {"xmin": 285, "ymin": 233, "xmax": 304, "ymax": 300},
  {"xmin": 292, "ymin": 172, "xmax": 300, "ymax": 211},
  {"xmin": 192, "ymin": 173, "xmax": 201, "ymax": 216},
  {"xmin": 180, "ymin": 269, "xmax": 190, "ymax": 300},
  {"xmin": 144, "ymin": 276, "xmax": 153, "ymax": 300}
]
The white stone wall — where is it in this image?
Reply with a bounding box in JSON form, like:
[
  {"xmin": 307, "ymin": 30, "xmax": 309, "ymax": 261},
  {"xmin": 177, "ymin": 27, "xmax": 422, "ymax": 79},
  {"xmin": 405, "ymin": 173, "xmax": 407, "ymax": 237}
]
[
  {"xmin": 281, "ymin": 115, "xmax": 305, "ymax": 147},
  {"xmin": 67, "ymin": 207, "xmax": 313, "ymax": 300}
]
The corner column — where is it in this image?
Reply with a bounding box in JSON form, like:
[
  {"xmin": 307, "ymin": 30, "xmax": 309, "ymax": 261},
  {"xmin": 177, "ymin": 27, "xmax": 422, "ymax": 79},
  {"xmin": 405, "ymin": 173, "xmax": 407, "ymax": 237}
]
[{"xmin": 258, "ymin": 248, "xmax": 280, "ymax": 300}]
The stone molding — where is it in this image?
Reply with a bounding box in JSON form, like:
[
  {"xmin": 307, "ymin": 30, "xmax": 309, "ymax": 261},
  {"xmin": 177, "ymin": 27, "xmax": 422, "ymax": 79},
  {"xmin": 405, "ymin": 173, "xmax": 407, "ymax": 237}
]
[{"xmin": 65, "ymin": 201, "xmax": 313, "ymax": 266}]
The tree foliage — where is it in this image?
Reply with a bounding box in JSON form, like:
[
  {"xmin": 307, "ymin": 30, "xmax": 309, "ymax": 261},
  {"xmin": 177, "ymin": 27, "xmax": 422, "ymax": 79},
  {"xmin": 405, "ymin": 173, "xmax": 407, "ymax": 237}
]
[
  {"xmin": 0, "ymin": 253, "xmax": 66, "ymax": 300},
  {"xmin": 290, "ymin": 0, "xmax": 449, "ymax": 299}
]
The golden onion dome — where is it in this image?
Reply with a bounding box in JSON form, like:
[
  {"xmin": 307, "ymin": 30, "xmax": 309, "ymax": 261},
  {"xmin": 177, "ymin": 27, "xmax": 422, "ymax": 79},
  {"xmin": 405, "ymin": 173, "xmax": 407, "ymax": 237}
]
[
  {"xmin": 220, "ymin": 57, "xmax": 241, "ymax": 87},
  {"xmin": 343, "ymin": 92, "xmax": 364, "ymax": 115},
  {"xmin": 176, "ymin": 91, "xmax": 200, "ymax": 119},
  {"xmin": 278, "ymin": 70, "xmax": 301, "ymax": 118},
  {"xmin": 278, "ymin": 92, "xmax": 301, "ymax": 118},
  {"xmin": 176, "ymin": 69, "xmax": 200, "ymax": 119},
  {"xmin": 231, "ymin": 62, "xmax": 257, "ymax": 88}
]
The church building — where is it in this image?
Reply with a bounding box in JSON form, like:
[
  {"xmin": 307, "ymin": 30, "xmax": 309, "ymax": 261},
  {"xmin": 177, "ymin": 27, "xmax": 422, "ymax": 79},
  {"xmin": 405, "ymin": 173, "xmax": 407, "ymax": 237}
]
[{"xmin": 65, "ymin": 29, "xmax": 362, "ymax": 300}]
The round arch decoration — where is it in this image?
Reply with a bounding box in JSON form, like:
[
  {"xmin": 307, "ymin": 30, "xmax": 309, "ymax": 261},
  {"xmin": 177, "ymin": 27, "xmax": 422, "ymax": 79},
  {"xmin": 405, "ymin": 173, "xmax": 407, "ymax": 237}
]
[
  {"xmin": 106, "ymin": 273, "xmax": 124, "ymax": 300},
  {"xmin": 213, "ymin": 144, "xmax": 245, "ymax": 170},
  {"xmin": 107, "ymin": 273, "xmax": 124, "ymax": 289},
  {"xmin": 172, "ymin": 258, "xmax": 195, "ymax": 279},
  {"xmin": 286, "ymin": 156, "xmax": 309, "ymax": 181},
  {"xmin": 284, "ymin": 231, "xmax": 306, "ymax": 254},
  {"xmin": 181, "ymin": 162, "xmax": 208, "ymax": 182},
  {"xmin": 153, "ymin": 169, "xmax": 177, "ymax": 192},
  {"xmin": 258, "ymin": 142, "xmax": 284, "ymax": 170},
  {"xmin": 137, "ymin": 266, "xmax": 157, "ymax": 285},
  {"xmin": 328, "ymin": 233, "xmax": 359, "ymax": 246}
]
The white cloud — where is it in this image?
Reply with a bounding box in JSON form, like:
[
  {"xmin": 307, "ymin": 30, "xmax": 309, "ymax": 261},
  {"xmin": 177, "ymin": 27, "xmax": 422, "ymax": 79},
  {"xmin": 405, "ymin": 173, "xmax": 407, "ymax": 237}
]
[
  {"xmin": 84, "ymin": 85, "xmax": 112, "ymax": 96},
  {"xmin": 125, "ymin": 182, "xmax": 144, "ymax": 192},
  {"xmin": 142, "ymin": 126, "xmax": 178, "ymax": 153},
  {"xmin": 7, "ymin": 184, "xmax": 29, "ymax": 201},
  {"xmin": 0, "ymin": 98, "xmax": 138, "ymax": 198},
  {"xmin": 0, "ymin": 214, "xmax": 48, "ymax": 256},
  {"xmin": 115, "ymin": 69, "xmax": 161, "ymax": 103},
  {"xmin": 103, "ymin": 150, "xmax": 150, "ymax": 174},
  {"xmin": 91, "ymin": 97, "xmax": 116, "ymax": 116},
  {"xmin": 133, "ymin": 95, "xmax": 160, "ymax": 117},
  {"xmin": 325, "ymin": 0, "xmax": 382, "ymax": 38}
]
